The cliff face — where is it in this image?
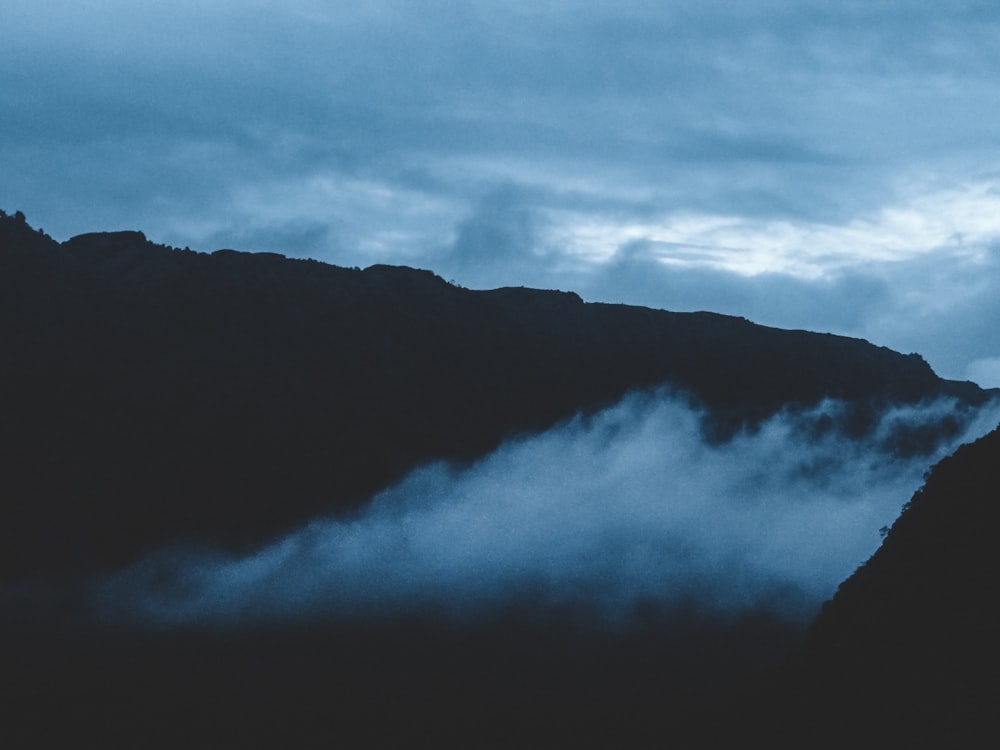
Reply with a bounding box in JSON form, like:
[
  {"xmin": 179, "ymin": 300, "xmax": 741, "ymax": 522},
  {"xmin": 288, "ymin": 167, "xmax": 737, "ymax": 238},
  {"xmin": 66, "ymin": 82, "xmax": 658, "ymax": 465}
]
[{"xmin": 0, "ymin": 209, "xmax": 991, "ymax": 578}]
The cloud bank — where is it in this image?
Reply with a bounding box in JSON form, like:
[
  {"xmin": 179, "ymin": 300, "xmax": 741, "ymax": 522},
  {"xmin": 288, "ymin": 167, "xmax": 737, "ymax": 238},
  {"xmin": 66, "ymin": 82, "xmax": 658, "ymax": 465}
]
[{"xmin": 93, "ymin": 392, "xmax": 1000, "ymax": 628}]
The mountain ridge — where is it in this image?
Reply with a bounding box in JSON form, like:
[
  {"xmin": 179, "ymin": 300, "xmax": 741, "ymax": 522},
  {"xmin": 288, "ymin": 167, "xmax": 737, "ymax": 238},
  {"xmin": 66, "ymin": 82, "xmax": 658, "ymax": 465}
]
[
  {"xmin": 2, "ymin": 207, "xmax": 999, "ymax": 746},
  {"xmin": 1, "ymin": 208, "xmax": 994, "ymax": 579}
]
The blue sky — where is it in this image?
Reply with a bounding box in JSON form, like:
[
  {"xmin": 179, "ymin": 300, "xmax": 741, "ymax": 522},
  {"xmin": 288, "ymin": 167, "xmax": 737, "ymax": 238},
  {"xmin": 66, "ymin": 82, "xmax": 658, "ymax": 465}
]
[{"xmin": 4, "ymin": 1, "xmax": 1000, "ymax": 384}]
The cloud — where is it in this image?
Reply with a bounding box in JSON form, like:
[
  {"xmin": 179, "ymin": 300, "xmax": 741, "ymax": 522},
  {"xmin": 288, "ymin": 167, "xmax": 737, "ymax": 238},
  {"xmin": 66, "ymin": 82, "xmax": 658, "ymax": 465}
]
[
  {"xmin": 438, "ymin": 184, "xmax": 546, "ymax": 287},
  {"xmin": 848, "ymin": 243, "xmax": 1000, "ymax": 381},
  {"xmin": 572, "ymin": 240, "xmax": 892, "ymax": 330},
  {"xmin": 91, "ymin": 391, "xmax": 1000, "ymax": 628},
  {"xmin": 7, "ymin": 2, "xmax": 1000, "ymax": 243}
]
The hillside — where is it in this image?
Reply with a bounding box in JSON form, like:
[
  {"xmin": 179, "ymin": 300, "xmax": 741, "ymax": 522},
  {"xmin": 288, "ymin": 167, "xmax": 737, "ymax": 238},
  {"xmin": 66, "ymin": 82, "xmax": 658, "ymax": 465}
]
[
  {"xmin": 777, "ymin": 423, "xmax": 1000, "ymax": 743},
  {"xmin": 3, "ymin": 208, "xmax": 1000, "ymax": 746},
  {"xmin": 1, "ymin": 208, "xmax": 992, "ymax": 579}
]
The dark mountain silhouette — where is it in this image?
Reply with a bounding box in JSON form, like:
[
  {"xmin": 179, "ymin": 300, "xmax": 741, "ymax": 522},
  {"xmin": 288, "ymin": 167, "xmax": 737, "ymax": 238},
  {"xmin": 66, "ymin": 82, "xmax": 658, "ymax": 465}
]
[
  {"xmin": 762, "ymin": 422, "xmax": 1000, "ymax": 744},
  {"xmin": 2, "ymin": 208, "xmax": 998, "ymax": 747},
  {"xmin": 1, "ymin": 208, "xmax": 990, "ymax": 581}
]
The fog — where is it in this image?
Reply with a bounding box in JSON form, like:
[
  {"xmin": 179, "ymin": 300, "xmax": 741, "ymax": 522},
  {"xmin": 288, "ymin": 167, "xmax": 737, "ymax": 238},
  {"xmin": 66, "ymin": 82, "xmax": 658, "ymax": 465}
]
[{"xmin": 94, "ymin": 392, "xmax": 1000, "ymax": 627}]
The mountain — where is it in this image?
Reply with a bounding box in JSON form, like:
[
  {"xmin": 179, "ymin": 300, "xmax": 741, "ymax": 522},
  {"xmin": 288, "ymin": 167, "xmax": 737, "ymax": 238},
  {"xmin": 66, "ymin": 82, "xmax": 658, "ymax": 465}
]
[
  {"xmin": 770, "ymin": 422, "xmax": 1000, "ymax": 743},
  {"xmin": 2, "ymin": 208, "xmax": 999, "ymax": 746},
  {"xmin": 1, "ymin": 208, "xmax": 991, "ymax": 581}
]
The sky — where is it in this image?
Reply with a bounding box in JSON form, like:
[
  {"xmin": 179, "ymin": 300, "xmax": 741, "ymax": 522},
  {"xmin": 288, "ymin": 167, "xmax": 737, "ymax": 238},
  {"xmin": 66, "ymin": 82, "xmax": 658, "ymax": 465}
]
[{"xmin": 3, "ymin": 1, "xmax": 1000, "ymax": 385}]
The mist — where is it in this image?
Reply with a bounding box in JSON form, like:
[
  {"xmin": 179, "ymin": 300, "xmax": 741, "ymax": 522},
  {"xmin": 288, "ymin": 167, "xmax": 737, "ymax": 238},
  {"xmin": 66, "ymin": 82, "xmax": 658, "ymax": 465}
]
[{"xmin": 93, "ymin": 391, "xmax": 1000, "ymax": 628}]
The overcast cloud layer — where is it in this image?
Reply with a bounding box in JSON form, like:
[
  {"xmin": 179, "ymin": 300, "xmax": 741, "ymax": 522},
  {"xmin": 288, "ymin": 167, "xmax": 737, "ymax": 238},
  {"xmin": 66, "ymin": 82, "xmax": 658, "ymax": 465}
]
[
  {"xmin": 4, "ymin": 1, "xmax": 1000, "ymax": 383},
  {"xmin": 94, "ymin": 393, "xmax": 1000, "ymax": 628}
]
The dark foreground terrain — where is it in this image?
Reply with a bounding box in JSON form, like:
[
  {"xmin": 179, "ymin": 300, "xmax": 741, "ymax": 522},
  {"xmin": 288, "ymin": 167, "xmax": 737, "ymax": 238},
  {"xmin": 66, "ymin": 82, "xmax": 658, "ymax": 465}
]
[{"xmin": 2, "ymin": 608, "xmax": 805, "ymax": 748}]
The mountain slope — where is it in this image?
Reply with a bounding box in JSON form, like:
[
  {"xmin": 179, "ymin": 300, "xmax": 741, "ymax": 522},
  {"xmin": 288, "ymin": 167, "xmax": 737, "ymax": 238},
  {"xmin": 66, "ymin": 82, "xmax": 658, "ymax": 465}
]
[
  {"xmin": 3, "ymin": 208, "xmax": 999, "ymax": 747},
  {"xmin": 0, "ymin": 208, "xmax": 992, "ymax": 578},
  {"xmin": 778, "ymin": 423, "xmax": 1000, "ymax": 742}
]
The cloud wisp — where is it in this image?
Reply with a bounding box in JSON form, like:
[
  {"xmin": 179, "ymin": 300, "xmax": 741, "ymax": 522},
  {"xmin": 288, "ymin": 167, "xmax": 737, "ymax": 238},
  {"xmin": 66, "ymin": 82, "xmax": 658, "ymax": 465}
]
[{"xmin": 92, "ymin": 392, "xmax": 1000, "ymax": 628}]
